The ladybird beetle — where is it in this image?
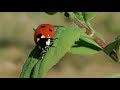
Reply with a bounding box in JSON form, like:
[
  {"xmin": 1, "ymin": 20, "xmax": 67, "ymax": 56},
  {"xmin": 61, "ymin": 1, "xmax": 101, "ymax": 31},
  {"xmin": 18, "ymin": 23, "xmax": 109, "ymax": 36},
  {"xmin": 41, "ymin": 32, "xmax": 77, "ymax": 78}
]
[{"xmin": 34, "ymin": 24, "xmax": 57, "ymax": 50}]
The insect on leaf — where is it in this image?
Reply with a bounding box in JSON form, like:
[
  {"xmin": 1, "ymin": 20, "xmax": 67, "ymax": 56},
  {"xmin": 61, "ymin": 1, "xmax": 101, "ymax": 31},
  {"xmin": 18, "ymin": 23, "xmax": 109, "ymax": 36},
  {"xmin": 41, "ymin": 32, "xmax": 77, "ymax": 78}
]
[{"xmin": 38, "ymin": 23, "xmax": 85, "ymax": 77}]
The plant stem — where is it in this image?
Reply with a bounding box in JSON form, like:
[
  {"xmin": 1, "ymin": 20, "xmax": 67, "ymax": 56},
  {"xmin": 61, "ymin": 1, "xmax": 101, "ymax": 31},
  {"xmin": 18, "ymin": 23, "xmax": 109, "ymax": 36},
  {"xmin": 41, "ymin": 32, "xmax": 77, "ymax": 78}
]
[
  {"xmin": 68, "ymin": 12, "xmax": 118, "ymax": 62},
  {"xmin": 70, "ymin": 13, "xmax": 106, "ymax": 48}
]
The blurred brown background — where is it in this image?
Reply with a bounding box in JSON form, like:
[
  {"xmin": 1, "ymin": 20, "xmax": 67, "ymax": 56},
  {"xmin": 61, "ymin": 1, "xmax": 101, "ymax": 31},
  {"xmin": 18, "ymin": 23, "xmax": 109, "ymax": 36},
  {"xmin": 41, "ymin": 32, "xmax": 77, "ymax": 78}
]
[{"xmin": 0, "ymin": 12, "xmax": 120, "ymax": 78}]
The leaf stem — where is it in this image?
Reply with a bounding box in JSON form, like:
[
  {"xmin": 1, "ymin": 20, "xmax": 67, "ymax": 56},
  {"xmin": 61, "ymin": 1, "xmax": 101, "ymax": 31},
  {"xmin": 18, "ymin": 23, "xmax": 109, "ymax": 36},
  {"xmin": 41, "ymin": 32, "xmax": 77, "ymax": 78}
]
[
  {"xmin": 69, "ymin": 12, "xmax": 106, "ymax": 48},
  {"xmin": 68, "ymin": 12, "xmax": 118, "ymax": 62}
]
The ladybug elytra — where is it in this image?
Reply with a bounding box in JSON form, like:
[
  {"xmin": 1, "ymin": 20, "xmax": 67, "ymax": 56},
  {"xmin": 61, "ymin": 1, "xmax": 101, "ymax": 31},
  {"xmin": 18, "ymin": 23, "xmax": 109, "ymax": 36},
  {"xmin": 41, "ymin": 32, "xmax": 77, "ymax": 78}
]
[{"xmin": 34, "ymin": 24, "xmax": 56, "ymax": 50}]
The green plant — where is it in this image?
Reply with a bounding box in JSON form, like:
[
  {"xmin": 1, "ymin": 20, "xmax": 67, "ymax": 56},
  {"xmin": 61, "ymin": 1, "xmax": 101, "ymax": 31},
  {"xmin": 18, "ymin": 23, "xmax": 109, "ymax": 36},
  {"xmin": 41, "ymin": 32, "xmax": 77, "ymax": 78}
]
[{"xmin": 19, "ymin": 12, "xmax": 120, "ymax": 78}]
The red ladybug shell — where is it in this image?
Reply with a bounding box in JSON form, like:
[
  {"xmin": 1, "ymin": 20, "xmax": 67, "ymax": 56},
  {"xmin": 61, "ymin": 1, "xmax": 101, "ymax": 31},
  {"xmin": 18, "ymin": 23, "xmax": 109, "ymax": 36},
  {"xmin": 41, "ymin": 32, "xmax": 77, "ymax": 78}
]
[{"xmin": 34, "ymin": 24, "xmax": 55, "ymax": 43}]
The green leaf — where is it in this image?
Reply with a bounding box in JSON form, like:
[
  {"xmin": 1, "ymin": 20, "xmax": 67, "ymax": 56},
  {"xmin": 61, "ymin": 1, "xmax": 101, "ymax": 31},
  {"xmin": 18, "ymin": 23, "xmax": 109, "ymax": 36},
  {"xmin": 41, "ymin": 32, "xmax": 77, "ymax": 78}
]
[
  {"xmin": 115, "ymin": 34, "xmax": 120, "ymax": 40},
  {"xmin": 45, "ymin": 12, "xmax": 57, "ymax": 15},
  {"xmin": 19, "ymin": 46, "xmax": 42, "ymax": 78},
  {"xmin": 38, "ymin": 24, "xmax": 85, "ymax": 77},
  {"xmin": 73, "ymin": 12, "xmax": 85, "ymax": 23},
  {"xmin": 30, "ymin": 59, "xmax": 42, "ymax": 78},
  {"xmin": 105, "ymin": 73, "xmax": 120, "ymax": 78},
  {"xmin": 79, "ymin": 33, "xmax": 103, "ymax": 48},
  {"xmin": 69, "ymin": 32, "xmax": 103, "ymax": 55},
  {"xmin": 69, "ymin": 45, "xmax": 101, "ymax": 55},
  {"xmin": 33, "ymin": 25, "xmax": 38, "ymax": 31},
  {"xmin": 82, "ymin": 12, "xmax": 96, "ymax": 22},
  {"xmin": 70, "ymin": 12, "xmax": 96, "ymax": 23},
  {"xmin": 103, "ymin": 34, "xmax": 120, "ymax": 62}
]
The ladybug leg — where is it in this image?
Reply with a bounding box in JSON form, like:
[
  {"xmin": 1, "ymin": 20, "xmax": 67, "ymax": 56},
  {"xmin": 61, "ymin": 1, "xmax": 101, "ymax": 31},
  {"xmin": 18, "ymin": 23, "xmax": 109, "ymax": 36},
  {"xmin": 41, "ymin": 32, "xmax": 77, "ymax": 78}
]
[
  {"xmin": 38, "ymin": 46, "xmax": 45, "ymax": 51},
  {"xmin": 49, "ymin": 38, "xmax": 58, "ymax": 48},
  {"xmin": 50, "ymin": 38, "xmax": 58, "ymax": 41},
  {"xmin": 50, "ymin": 38, "xmax": 58, "ymax": 43},
  {"xmin": 49, "ymin": 43, "xmax": 55, "ymax": 47}
]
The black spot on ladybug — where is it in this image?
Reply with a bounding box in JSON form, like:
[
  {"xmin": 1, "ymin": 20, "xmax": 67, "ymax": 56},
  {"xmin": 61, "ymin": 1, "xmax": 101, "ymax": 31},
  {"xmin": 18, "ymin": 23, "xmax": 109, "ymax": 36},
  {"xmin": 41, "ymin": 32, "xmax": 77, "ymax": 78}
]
[
  {"xmin": 41, "ymin": 26, "xmax": 46, "ymax": 28},
  {"xmin": 37, "ymin": 34, "xmax": 42, "ymax": 38},
  {"xmin": 49, "ymin": 29, "xmax": 52, "ymax": 32}
]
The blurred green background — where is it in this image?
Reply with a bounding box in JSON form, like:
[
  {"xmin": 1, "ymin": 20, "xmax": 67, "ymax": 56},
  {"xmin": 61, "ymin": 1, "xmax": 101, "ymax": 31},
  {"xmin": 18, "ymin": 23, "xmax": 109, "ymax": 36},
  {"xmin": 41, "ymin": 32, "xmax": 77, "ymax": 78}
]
[{"xmin": 0, "ymin": 12, "xmax": 120, "ymax": 78}]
